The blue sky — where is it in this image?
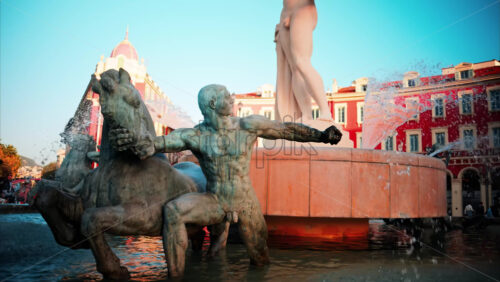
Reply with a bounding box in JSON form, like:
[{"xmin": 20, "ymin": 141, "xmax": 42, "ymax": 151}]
[{"xmin": 1, "ymin": 0, "xmax": 499, "ymax": 164}]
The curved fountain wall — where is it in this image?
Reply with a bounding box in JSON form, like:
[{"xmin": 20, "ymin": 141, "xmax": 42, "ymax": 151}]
[{"xmin": 249, "ymin": 147, "xmax": 447, "ymax": 219}]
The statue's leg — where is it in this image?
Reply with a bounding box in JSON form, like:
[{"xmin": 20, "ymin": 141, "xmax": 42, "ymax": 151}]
[
  {"xmin": 276, "ymin": 33, "xmax": 299, "ymax": 120},
  {"xmin": 81, "ymin": 204, "xmax": 152, "ymax": 280},
  {"xmin": 279, "ymin": 24, "xmax": 312, "ymax": 121},
  {"xmin": 162, "ymin": 193, "xmax": 225, "ymax": 278},
  {"xmin": 289, "ymin": 6, "xmax": 331, "ymax": 120},
  {"xmin": 208, "ymin": 221, "xmax": 230, "ymax": 256},
  {"xmin": 238, "ymin": 201, "xmax": 270, "ymax": 266},
  {"xmin": 34, "ymin": 182, "xmax": 87, "ymax": 249}
]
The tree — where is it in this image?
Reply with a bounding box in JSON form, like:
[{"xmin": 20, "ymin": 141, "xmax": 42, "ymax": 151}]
[
  {"xmin": 0, "ymin": 143, "xmax": 22, "ymax": 179},
  {"xmin": 41, "ymin": 162, "xmax": 58, "ymax": 180}
]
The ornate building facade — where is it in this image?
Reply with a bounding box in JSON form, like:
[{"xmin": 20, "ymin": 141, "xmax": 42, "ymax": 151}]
[
  {"xmin": 233, "ymin": 60, "xmax": 500, "ymax": 216},
  {"xmin": 65, "ymin": 29, "xmax": 176, "ymax": 148}
]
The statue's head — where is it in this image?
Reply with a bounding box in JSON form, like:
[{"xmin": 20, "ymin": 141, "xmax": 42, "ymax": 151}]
[{"xmin": 198, "ymin": 84, "xmax": 233, "ymax": 118}]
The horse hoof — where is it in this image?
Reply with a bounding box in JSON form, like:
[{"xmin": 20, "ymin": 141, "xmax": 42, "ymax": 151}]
[{"xmin": 103, "ymin": 266, "xmax": 130, "ymax": 281}]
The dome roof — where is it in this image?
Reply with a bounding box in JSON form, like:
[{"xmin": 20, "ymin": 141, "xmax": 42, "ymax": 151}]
[{"xmin": 110, "ymin": 28, "xmax": 138, "ymax": 61}]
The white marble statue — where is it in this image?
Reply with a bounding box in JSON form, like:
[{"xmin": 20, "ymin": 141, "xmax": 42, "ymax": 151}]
[{"xmin": 275, "ymin": 0, "xmax": 330, "ymax": 121}]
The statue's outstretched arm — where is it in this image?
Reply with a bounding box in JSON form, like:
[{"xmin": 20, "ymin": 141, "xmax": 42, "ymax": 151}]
[
  {"xmin": 241, "ymin": 115, "xmax": 342, "ymax": 145},
  {"xmin": 109, "ymin": 128, "xmax": 194, "ymax": 159},
  {"xmin": 154, "ymin": 128, "xmax": 194, "ymax": 153}
]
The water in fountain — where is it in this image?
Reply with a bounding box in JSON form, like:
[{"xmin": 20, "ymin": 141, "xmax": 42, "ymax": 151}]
[{"xmin": 428, "ymin": 141, "xmax": 462, "ymax": 157}]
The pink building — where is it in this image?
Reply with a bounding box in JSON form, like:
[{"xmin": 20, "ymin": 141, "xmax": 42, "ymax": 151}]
[{"xmin": 65, "ymin": 29, "xmax": 176, "ymax": 149}]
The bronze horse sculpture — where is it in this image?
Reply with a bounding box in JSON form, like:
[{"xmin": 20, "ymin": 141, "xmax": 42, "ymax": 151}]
[{"xmin": 31, "ymin": 69, "xmax": 215, "ymax": 280}]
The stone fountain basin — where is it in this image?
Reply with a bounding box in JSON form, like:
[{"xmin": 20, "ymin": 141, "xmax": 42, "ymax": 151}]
[{"xmin": 249, "ymin": 147, "xmax": 447, "ymax": 219}]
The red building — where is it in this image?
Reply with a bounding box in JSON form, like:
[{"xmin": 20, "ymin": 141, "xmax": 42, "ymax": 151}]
[{"xmin": 233, "ymin": 60, "xmax": 500, "ymax": 216}]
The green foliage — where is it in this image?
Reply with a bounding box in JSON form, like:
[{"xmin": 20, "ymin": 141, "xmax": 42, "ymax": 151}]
[
  {"xmin": 41, "ymin": 162, "xmax": 58, "ymax": 180},
  {"xmin": 0, "ymin": 143, "xmax": 22, "ymax": 179}
]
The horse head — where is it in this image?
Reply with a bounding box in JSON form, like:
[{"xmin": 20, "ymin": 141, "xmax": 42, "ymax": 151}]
[{"xmin": 91, "ymin": 68, "xmax": 156, "ymax": 162}]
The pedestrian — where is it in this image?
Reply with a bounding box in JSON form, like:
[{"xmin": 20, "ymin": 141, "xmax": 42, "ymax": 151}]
[{"xmin": 464, "ymin": 203, "xmax": 474, "ymax": 217}]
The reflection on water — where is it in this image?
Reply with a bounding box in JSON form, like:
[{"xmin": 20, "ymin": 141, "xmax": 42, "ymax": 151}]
[{"xmin": 0, "ymin": 214, "xmax": 499, "ymax": 281}]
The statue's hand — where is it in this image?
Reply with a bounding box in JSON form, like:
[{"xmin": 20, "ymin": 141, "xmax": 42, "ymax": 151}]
[
  {"xmin": 321, "ymin": 126, "xmax": 342, "ymax": 145},
  {"xmin": 109, "ymin": 128, "xmax": 135, "ymax": 152},
  {"xmin": 109, "ymin": 128, "xmax": 155, "ymax": 160},
  {"xmin": 133, "ymin": 134, "xmax": 155, "ymax": 160}
]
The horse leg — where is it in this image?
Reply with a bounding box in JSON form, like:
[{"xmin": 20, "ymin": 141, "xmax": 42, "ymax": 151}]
[
  {"xmin": 208, "ymin": 221, "xmax": 230, "ymax": 257},
  {"xmin": 81, "ymin": 204, "xmax": 153, "ymax": 280},
  {"xmin": 34, "ymin": 183, "xmax": 88, "ymax": 249}
]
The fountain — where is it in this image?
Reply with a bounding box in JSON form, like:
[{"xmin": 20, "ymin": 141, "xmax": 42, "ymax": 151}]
[
  {"xmin": 26, "ymin": 2, "xmax": 447, "ymax": 279},
  {"xmin": 252, "ymin": 0, "xmax": 446, "ymax": 241}
]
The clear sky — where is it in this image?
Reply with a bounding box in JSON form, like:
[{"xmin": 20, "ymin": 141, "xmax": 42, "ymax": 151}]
[{"xmin": 1, "ymin": 0, "xmax": 499, "ymax": 164}]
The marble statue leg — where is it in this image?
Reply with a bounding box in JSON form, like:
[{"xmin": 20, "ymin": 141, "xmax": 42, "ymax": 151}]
[
  {"xmin": 238, "ymin": 200, "xmax": 270, "ymax": 266},
  {"xmin": 80, "ymin": 204, "xmax": 152, "ymax": 280},
  {"xmin": 276, "ymin": 33, "xmax": 301, "ymax": 120},
  {"xmin": 162, "ymin": 193, "xmax": 226, "ymax": 278},
  {"xmin": 289, "ymin": 6, "xmax": 331, "ymax": 120},
  {"xmin": 278, "ymin": 25, "xmax": 312, "ymax": 121}
]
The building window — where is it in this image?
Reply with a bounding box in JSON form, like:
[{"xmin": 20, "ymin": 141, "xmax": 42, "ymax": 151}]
[
  {"xmin": 490, "ymin": 89, "xmax": 500, "ymax": 111},
  {"xmin": 463, "ymin": 129, "xmax": 474, "ymax": 150},
  {"xmin": 338, "ymin": 107, "xmax": 345, "ymax": 123},
  {"xmin": 311, "ymin": 107, "xmax": 320, "ymax": 120},
  {"xmin": 460, "ymin": 93, "xmax": 472, "ymax": 115},
  {"xmin": 435, "ymin": 132, "xmax": 445, "ymax": 146},
  {"xmin": 264, "ymin": 110, "xmax": 272, "ymax": 119},
  {"xmin": 356, "ymin": 132, "xmax": 363, "ymax": 148},
  {"xmin": 406, "ymin": 130, "xmax": 421, "ymax": 153},
  {"xmin": 357, "ymin": 102, "xmax": 364, "ymax": 124},
  {"xmin": 432, "ymin": 128, "xmax": 448, "ymax": 148},
  {"xmin": 460, "ymin": 125, "xmax": 476, "ymax": 150},
  {"xmin": 460, "ymin": 70, "xmax": 470, "ymax": 79},
  {"xmin": 334, "ymin": 103, "xmax": 347, "ymax": 124},
  {"xmin": 405, "ymin": 97, "xmax": 420, "ymax": 120},
  {"xmin": 433, "ymin": 98, "xmax": 444, "ymax": 117},
  {"xmin": 362, "ymin": 84, "xmax": 367, "ymax": 92},
  {"xmin": 488, "ymin": 123, "xmax": 500, "ymax": 149},
  {"xmin": 408, "ymin": 79, "xmax": 416, "ymax": 87},
  {"xmin": 240, "ymin": 107, "xmax": 253, "ymax": 117},
  {"xmin": 259, "ymin": 107, "xmax": 274, "ymax": 120},
  {"xmin": 493, "ymin": 127, "xmax": 500, "ymax": 148},
  {"xmin": 410, "ymin": 135, "xmax": 419, "ymax": 152},
  {"xmin": 385, "ymin": 136, "xmax": 394, "ymax": 151}
]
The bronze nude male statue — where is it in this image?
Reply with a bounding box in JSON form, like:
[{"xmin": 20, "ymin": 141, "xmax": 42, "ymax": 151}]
[{"xmin": 112, "ymin": 84, "xmax": 342, "ymax": 277}]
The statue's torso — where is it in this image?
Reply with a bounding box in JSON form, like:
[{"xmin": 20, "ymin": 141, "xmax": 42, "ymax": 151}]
[{"xmin": 191, "ymin": 124, "xmax": 258, "ymax": 209}]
